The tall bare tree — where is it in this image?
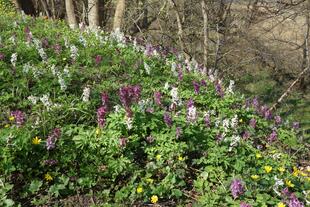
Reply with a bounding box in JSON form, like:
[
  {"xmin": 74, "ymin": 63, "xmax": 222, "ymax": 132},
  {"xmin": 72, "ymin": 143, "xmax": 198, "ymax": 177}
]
[
  {"xmin": 88, "ymin": 0, "xmax": 100, "ymax": 28},
  {"xmin": 113, "ymin": 0, "xmax": 126, "ymax": 31},
  {"xmin": 65, "ymin": 0, "xmax": 77, "ymax": 29}
]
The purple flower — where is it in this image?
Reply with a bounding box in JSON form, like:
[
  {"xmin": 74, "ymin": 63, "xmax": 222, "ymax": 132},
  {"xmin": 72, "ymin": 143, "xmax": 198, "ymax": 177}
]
[
  {"xmin": 230, "ymin": 179, "xmax": 244, "ymax": 199},
  {"xmin": 204, "ymin": 114, "xmax": 211, "ymax": 127},
  {"xmin": 178, "ymin": 68, "xmax": 183, "ymax": 81},
  {"xmin": 201, "ymin": 79, "xmax": 207, "ymax": 86},
  {"xmin": 275, "ymin": 115, "xmax": 282, "ymax": 125},
  {"xmin": 97, "ymin": 106, "xmax": 107, "ymax": 127},
  {"xmin": 154, "ymin": 91, "xmax": 162, "ymax": 106},
  {"xmin": 292, "ymin": 122, "xmax": 299, "ymax": 129},
  {"xmin": 242, "ymin": 131, "xmax": 250, "ymax": 139},
  {"xmin": 193, "ymin": 81, "xmax": 200, "ymax": 94},
  {"xmin": 249, "ymin": 118, "xmax": 257, "ymax": 128},
  {"xmin": 245, "ymin": 99, "xmax": 251, "ymax": 108},
  {"xmin": 240, "ymin": 202, "xmax": 252, "ymax": 207},
  {"xmin": 95, "ymin": 55, "xmax": 102, "ymax": 66},
  {"xmin": 54, "ymin": 44, "xmax": 62, "ymax": 55},
  {"xmin": 252, "ymin": 97, "xmax": 259, "ymax": 108},
  {"xmin": 260, "ymin": 105, "xmax": 272, "ymax": 119},
  {"xmin": 41, "ymin": 38, "xmax": 49, "ymax": 48},
  {"xmin": 216, "ymin": 133, "xmax": 224, "ymax": 143},
  {"xmin": 10, "ymin": 110, "xmax": 26, "ymax": 126},
  {"xmin": 0, "ymin": 53, "xmax": 4, "ymax": 61},
  {"xmin": 282, "ymin": 187, "xmax": 291, "ymax": 197},
  {"xmin": 146, "ymin": 107, "xmax": 154, "ymax": 113},
  {"xmin": 176, "ymin": 127, "xmax": 182, "ymax": 139},
  {"xmin": 44, "ymin": 159, "xmax": 58, "ymax": 166},
  {"xmin": 186, "ymin": 99, "xmax": 197, "ymax": 123},
  {"xmin": 215, "ymin": 81, "xmax": 224, "ymax": 98},
  {"xmin": 268, "ymin": 130, "xmax": 277, "ymax": 143},
  {"xmin": 101, "ymin": 92, "xmax": 109, "ymax": 107},
  {"xmin": 119, "ymin": 137, "xmax": 128, "ymax": 148},
  {"xmin": 164, "ymin": 112, "xmax": 173, "ymax": 127},
  {"xmin": 119, "ymin": 85, "xmax": 141, "ymax": 117},
  {"xmin": 287, "ymin": 194, "xmax": 304, "ymax": 207},
  {"xmin": 46, "ymin": 128, "xmax": 61, "ymax": 150}
]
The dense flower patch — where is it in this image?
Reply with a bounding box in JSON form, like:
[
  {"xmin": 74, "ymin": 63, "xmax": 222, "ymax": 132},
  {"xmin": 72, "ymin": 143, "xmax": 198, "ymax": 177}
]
[{"xmin": 0, "ymin": 13, "xmax": 309, "ymax": 206}]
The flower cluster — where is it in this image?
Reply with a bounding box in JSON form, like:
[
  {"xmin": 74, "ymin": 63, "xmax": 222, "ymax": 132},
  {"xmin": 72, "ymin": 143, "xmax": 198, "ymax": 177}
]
[
  {"xmin": 10, "ymin": 110, "xmax": 25, "ymax": 126},
  {"xmin": 46, "ymin": 128, "xmax": 61, "ymax": 150},
  {"xmin": 230, "ymin": 179, "xmax": 244, "ymax": 199}
]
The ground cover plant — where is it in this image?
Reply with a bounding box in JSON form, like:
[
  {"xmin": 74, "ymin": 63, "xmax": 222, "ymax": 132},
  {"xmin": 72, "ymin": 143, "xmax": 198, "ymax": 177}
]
[{"xmin": 0, "ymin": 13, "xmax": 309, "ymax": 207}]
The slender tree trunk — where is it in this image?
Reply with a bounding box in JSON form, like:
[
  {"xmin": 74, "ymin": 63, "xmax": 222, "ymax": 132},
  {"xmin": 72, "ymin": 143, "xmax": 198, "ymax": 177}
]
[
  {"xmin": 88, "ymin": 0, "xmax": 100, "ymax": 29},
  {"xmin": 113, "ymin": 0, "xmax": 126, "ymax": 31},
  {"xmin": 12, "ymin": 0, "xmax": 21, "ymax": 12},
  {"xmin": 65, "ymin": 0, "xmax": 78, "ymax": 29},
  {"xmin": 40, "ymin": 0, "xmax": 50, "ymax": 18},
  {"xmin": 201, "ymin": 0, "xmax": 208, "ymax": 67}
]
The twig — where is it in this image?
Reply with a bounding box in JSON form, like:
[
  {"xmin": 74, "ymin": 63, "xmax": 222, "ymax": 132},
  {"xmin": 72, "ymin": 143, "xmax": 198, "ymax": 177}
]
[{"xmin": 270, "ymin": 66, "xmax": 310, "ymax": 111}]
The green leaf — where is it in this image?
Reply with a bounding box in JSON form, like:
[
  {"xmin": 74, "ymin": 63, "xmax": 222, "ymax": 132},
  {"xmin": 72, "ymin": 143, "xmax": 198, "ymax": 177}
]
[{"xmin": 29, "ymin": 180, "xmax": 42, "ymax": 194}]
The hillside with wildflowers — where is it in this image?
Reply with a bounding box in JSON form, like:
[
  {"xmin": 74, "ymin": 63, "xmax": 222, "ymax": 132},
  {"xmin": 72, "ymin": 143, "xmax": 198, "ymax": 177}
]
[{"xmin": 0, "ymin": 13, "xmax": 309, "ymax": 207}]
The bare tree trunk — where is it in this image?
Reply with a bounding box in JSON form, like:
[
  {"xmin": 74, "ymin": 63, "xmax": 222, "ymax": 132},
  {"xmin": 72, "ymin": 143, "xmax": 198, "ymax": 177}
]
[
  {"xmin": 40, "ymin": 0, "xmax": 50, "ymax": 18},
  {"xmin": 88, "ymin": 0, "xmax": 100, "ymax": 29},
  {"xmin": 65, "ymin": 0, "xmax": 78, "ymax": 29},
  {"xmin": 11, "ymin": 0, "xmax": 22, "ymax": 12},
  {"xmin": 50, "ymin": 0, "xmax": 56, "ymax": 19},
  {"xmin": 113, "ymin": 0, "xmax": 126, "ymax": 31},
  {"xmin": 170, "ymin": 0, "xmax": 188, "ymax": 58},
  {"xmin": 201, "ymin": 0, "xmax": 208, "ymax": 67}
]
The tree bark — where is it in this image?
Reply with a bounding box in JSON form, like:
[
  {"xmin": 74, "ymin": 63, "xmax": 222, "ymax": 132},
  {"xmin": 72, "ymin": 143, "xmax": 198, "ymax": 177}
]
[
  {"xmin": 65, "ymin": 0, "xmax": 78, "ymax": 29},
  {"xmin": 201, "ymin": 0, "xmax": 208, "ymax": 67},
  {"xmin": 11, "ymin": 0, "xmax": 21, "ymax": 12},
  {"xmin": 113, "ymin": 0, "xmax": 126, "ymax": 31},
  {"xmin": 88, "ymin": 0, "xmax": 100, "ymax": 29},
  {"xmin": 40, "ymin": 0, "xmax": 50, "ymax": 18}
]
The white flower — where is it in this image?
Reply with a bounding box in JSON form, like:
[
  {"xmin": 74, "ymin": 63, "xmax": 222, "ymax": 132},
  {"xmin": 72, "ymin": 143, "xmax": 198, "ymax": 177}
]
[
  {"xmin": 171, "ymin": 87, "xmax": 179, "ymax": 103},
  {"xmin": 9, "ymin": 36, "xmax": 16, "ymax": 45},
  {"xmin": 38, "ymin": 48, "xmax": 47, "ymax": 61},
  {"xmin": 113, "ymin": 105, "xmax": 121, "ymax": 113},
  {"xmin": 23, "ymin": 63, "xmax": 31, "ymax": 73},
  {"xmin": 222, "ymin": 119, "xmax": 230, "ymax": 132},
  {"xmin": 164, "ymin": 82, "xmax": 170, "ymax": 90},
  {"xmin": 228, "ymin": 135, "xmax": 241, "ymax": 151},
  {"xmin": 58, "ymin": 75, "xmax": 67, "ymax": 91},
  {"xmin": 273, "ymin": 176, "xmax": 284, "ymax": 196},
  {"xmin": 110, "ymin": 28, "xmax": 126, "ymax": 46},
  {"xmin": 63, "ymin": 65, "xmax": 70, "ymax": 77},
  {"xmin": 40, "ymin": 94, "xmax": 52, "ymax": 110},
  {"xmin": 64, "ymin": 37, "xmax": 69, "ymax": 48},
  {"xmin": 28, "ymin": 95, "xmax": 38, "ymax": 104},
  {"xmin": 171, "ymin": 62, "xmax": 178, "ymax": 76},
  {"xmin": 82, "ymin": 87, "xmax": 90, "ymax": 102},
  {"xmin": 187, "ymin": 105, "xmax": 197, "ymax": 122},
  {"xmin": 70, "ymin": 45, "xmax": 79, "ymax": 61},
  {"xmin": 125, "ymin": 116, "xmax": 133, "ymax": 130},
  {"xmin": 144, "ymin": 62, "xmax": 151, "ymax": 75},
  {"xmin": 227, "ymin": 80, "xmax": 235, "ymax": 94},
  {"xmin": 79, "ymin": 35, "xmax": 87, "ymax": 47},
  {"xmin": 50, "ymin": 64, "xmax": 58, "ymax": 76},
  {"xmin": 231, "ymin": 115, "xmax": 238, "ymax": 128},
  {"xmin": 11, "ymin": 53, "xmax": 17, "ymax": 67}
]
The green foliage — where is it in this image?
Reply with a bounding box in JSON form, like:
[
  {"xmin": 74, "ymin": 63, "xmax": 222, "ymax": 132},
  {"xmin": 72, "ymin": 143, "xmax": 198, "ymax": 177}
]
[{"xmin": 0, "ymin": 13, "xmax": 309, "ymax": 206}]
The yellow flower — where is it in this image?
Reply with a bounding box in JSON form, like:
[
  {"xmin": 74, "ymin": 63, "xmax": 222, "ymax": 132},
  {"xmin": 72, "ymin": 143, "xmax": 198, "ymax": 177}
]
[
  {"xmin": 4, "ymin": 124, "xmax": 10, "ymax": 128},
  {"xmin": 32, "ymin": 136, "xmax": 41, "ymax": 145},
  {"xmin": 151, "ymin": 195, "xmax": 158, "ymax": 204},
  {"xmin": 278, "ymin": 167, "xmax": 285, "ymax": 173},
  {"xmin": 239, "ymin": 119, "xmax": 243, "ymax": 123},
  {"xmin": 9, "ymin": 116, "xmax": 15, "ymax": 121},
  {"xmin": 251, "ymin": 175, "xmax": 260, "ymax": 180},
  {"xmin": 299, "ymin": 171, "xmax": 307, "ymax": 177},
  {"xmin": 44, "ymin": 173, "xmax": 53, "ymax": 182},
  {"xmin": 306, "ymin": 166, "xmax": 310, "ymax": 173},
  {"xmin": 178, "ymin": 156, "xmax": 184, "ymax": 161},
  {"xmin": 96, "ymin": 128, "xmax": 100, "ymax": 135},
  {"xmin": 156, "ymin": 154, "xmax": 161, "ymax": 160},
  {"xmin": 292, "ymin": 166, "xmax": 299, "ymax": 177},
  {"xmin": 277, "ymin": 202, "xmax": 286, "ymax": 207},
  {"xmin": 285, "ymin": 180, "xmax": 294, "ymax": 188},
  {"xmin": 136, "ymin": 187, "xmax": 143, "ymax": 193},
  {"xmin": 146, "ymin": 178, "xmax": 154, "ymax": 184},
  {"xmin": 256, "ymin": 153, "xmax": 262, "ymax": 159},
  {"xmin": 264, "ymin": 166, "xmax": 272, "ymax": 173}
]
